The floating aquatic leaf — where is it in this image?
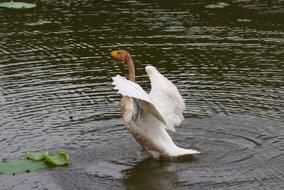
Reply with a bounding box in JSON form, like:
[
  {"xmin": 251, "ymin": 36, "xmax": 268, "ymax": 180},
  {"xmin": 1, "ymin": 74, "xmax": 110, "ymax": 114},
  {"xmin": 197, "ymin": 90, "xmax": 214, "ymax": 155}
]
[
  {"xmin": 0, "ymin": 159, "xmax": 46, "ymax": 175},
  {"xmin": 26, "ymin": 151, "xmax": 46, "ymax": 161},
  {"xmin": 44, "ymin": 152, "xmax": 69, "ymax": 166},
  {"xmin": 0, "ymin": 1, "xmax": 36, "ymax": 9},
  {"xmin": 0, "ymin": 151, "xmax": 70, "ymax": 175}
]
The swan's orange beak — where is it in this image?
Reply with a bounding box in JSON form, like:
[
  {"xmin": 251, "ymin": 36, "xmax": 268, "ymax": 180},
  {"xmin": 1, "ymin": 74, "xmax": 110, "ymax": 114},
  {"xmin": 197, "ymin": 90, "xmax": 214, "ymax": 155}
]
[{"xmin": 111, "ymin": 51, "xmax": 118, "ymax": 59}]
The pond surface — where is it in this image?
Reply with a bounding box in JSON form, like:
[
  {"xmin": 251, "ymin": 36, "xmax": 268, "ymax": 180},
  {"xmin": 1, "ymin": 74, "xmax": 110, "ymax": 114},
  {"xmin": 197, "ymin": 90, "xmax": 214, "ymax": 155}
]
[{"xmin": 0, "ymin": 0, "xmax": 283, "ymax": 189}]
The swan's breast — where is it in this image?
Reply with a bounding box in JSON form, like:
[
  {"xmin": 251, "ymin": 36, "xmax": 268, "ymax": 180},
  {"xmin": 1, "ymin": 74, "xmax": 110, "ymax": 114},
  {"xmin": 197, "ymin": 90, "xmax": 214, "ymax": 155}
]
[
  {"xmin": 120, "ymin": 96, "xmax": 135, "ymax": 124},
  {"xmin": 126, "ymin": 120, "xmax": 167, "ymax": 159},
  {"xmin": 120, "ymin": 95, "xmax": 169, "ymax": 159}
]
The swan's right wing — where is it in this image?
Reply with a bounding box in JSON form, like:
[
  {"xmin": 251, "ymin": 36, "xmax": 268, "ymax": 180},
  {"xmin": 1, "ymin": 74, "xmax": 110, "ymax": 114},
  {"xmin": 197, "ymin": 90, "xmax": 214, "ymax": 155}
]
[
  {"xmin": 146, "ymin": 66, "xmax": 185, "ymax": 131},
  {"xmin": 112, "ymin": 75, "xmax": 166, "ymax": 124}
]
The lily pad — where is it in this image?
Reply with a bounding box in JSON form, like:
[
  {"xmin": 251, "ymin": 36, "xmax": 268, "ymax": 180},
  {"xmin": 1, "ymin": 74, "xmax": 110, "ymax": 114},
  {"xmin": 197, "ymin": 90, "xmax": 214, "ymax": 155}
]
[
  {"xmin": 26, "ymin": 151, "xmax": 46, "ymax": 161},
  {"xmin": 0, "ymin": 159, "xmax": 46, "ymax": 175},
  {"xmin": 0, "ymin": 1, "xmax": 36, "ymax": 9},
  {"xmin": 0, "ymin": 151, "xmax": 70, "ymax": 175},
  {"xmin": 44, "ymin": 152, "xmax": 69, "ymax": 166}
]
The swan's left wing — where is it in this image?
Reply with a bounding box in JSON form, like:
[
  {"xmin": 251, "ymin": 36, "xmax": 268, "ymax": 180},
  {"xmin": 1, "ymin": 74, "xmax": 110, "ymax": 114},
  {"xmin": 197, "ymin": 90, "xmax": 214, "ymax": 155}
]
[{"xmin": 112, "ymin": 75, "xmax": 166, "ymax": 124}]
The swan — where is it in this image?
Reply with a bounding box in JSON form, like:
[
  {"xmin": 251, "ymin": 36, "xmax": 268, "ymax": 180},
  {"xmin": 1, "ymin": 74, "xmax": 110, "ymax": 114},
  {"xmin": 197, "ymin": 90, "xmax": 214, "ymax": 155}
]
[{"xmin": 111, "ymin": 50, "xmax": 200, "ymax": 160}]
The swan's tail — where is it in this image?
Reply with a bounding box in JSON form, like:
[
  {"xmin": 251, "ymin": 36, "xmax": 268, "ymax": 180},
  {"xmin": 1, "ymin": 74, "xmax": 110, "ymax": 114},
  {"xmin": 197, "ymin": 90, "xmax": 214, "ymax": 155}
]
[{"xmin": 174, "ymin": 147, "xmax": 200, "ymax": 157}]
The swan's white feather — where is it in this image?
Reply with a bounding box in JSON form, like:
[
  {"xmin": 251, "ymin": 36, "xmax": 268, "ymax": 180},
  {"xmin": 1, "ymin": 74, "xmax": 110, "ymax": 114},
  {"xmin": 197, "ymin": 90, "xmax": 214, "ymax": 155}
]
[
  {"xmin": 112, "ymin": 75, "xmax": 150, "ymax": 102},
  {"xmin": 112, "ymin": 65, "xmax": 185, "ymax": 132},
  {"xmin": 112, "ymin": 67, "xmax": 199, "ymax": 158},
  {"xmin": 112, "ymin": 75, "xmax": 166, "ymax": 124},
  {"xmin": 145, "ymin": 66, "xmax": 185, "ymax": 131},
  {"xmin": 132, "ymin": 109, "xmax": 199, "ymax": 158}
]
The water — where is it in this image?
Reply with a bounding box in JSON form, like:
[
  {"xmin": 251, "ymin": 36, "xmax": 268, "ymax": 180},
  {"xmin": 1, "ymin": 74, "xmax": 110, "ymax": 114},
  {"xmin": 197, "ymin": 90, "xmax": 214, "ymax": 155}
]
[{"xmin": 0, "ymin": 0, "xmax": 283, "ymax": 189}]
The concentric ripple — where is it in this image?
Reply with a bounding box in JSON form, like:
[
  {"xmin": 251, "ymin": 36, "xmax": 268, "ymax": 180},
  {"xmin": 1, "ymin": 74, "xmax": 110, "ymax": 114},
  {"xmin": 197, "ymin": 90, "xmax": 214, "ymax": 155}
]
[{"xmin": 0, "ymin": 0, "xmax": 283, "ymax": 189}]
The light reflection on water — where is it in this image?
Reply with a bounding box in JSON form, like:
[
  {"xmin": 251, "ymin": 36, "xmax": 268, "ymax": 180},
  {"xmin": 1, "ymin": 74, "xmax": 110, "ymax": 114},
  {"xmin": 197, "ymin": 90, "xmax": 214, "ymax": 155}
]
[{"xmin": 0, "ymin": 0, "xmax": 283, "ymax": 189}]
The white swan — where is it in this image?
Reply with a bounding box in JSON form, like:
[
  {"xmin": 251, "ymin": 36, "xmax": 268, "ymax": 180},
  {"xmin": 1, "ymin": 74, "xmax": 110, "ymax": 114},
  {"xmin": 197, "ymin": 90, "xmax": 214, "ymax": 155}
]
[{"xmin": 111, "ymin": 50, "xmax": 200, "ymax": 160}]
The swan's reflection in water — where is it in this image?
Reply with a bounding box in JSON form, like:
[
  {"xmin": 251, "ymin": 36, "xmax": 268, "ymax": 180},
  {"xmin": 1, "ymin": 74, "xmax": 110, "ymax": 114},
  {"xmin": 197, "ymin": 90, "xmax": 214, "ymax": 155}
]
[
  {"xmin": 123, "ymin": 158, "xmax": 178, "ymax": 190},
  {"xmin": 123, "ymin": 156, "xmax": 197, "ymax": 190}
]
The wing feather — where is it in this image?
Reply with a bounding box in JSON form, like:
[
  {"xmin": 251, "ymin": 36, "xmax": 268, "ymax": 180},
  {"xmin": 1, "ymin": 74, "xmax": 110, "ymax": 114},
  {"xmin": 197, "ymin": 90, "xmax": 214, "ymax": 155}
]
[
  {"xmin": 112, "ymin": 69, "xmax": 185, "ymax": 132},
  {"xmin": 112, "ymin": 75, "xmax": 166, "ymax": 124},
  {"xmin": 146, "ymin": 66, "xmax": 185, "ymax": 131}
]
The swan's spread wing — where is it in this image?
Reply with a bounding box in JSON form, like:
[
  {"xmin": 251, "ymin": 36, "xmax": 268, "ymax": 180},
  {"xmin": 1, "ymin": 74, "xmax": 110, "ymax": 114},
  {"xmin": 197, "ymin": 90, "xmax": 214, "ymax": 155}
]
[
  {"xmin": 112, "ymin": 75, "xmax": 166, "ymax": 124},
  {"xmin": 146, "ymin": 66, "xmax": 185, "ymax": 131}
]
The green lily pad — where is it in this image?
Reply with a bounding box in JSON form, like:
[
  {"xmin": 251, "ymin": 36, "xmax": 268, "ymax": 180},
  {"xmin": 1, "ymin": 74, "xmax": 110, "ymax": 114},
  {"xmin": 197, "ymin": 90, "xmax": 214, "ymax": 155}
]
[
  {"xmin": 0, "ymin": 1, "xmax": 36, "ymax": 9},
  {"xmin": 0, "ymin": 151, "xmax": 70, "ymax": 175},
  {"xmin": 26, "ymin": 151, "xmax": 46, "ymax": 161},
  {"xmin": 44, "ymin": 152, "xmax": 69, "ymax": 166},
  {"xmin": 0, "ymin": 159, "xmax": 46, "ymax": 175}
]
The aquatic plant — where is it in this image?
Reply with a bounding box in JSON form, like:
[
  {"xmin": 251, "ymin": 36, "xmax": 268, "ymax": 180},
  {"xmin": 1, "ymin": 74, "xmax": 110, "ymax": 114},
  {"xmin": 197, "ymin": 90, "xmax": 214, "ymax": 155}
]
[
  {"xmin": 0, "ymin": 151, "xmax": 69, "ymax": 175},
  {"xmin": 0, "ymin": 159, "xmax": 45, "ymax": 175}
]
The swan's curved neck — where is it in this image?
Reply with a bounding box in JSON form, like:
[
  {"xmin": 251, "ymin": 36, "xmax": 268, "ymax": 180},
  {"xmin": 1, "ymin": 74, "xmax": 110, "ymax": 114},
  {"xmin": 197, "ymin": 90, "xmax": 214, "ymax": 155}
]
[{"xmin": 126, "ymin": 56, "xmax": 135, "ymax": 81}]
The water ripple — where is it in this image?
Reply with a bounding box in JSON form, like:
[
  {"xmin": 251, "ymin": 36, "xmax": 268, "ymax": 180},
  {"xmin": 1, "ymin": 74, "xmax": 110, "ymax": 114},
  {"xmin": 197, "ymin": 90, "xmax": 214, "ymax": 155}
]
[{"xmin": 0, "ymin": 0, "xmax": 283, "ymax": 189}]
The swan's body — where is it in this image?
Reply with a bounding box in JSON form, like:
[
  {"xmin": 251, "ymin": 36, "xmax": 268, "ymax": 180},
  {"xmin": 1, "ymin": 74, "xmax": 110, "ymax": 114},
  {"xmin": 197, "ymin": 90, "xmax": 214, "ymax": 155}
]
[{"xmin": 111, "ymin": 50, "xmax": 199, "ymax": 160}]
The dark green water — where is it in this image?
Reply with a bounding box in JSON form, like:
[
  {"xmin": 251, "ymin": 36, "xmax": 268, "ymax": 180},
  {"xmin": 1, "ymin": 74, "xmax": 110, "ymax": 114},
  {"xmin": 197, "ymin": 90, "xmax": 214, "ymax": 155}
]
[{"xmin": 0, "ymin": 1, "xmax": 283, "ymax": 189}]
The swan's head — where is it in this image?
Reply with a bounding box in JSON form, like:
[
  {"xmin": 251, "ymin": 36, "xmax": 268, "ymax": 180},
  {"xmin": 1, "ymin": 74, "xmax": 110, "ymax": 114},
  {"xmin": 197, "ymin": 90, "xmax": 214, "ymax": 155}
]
[{"xmin": 111, "ymin": 50, "xmax": 131, "ymax": 63}]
